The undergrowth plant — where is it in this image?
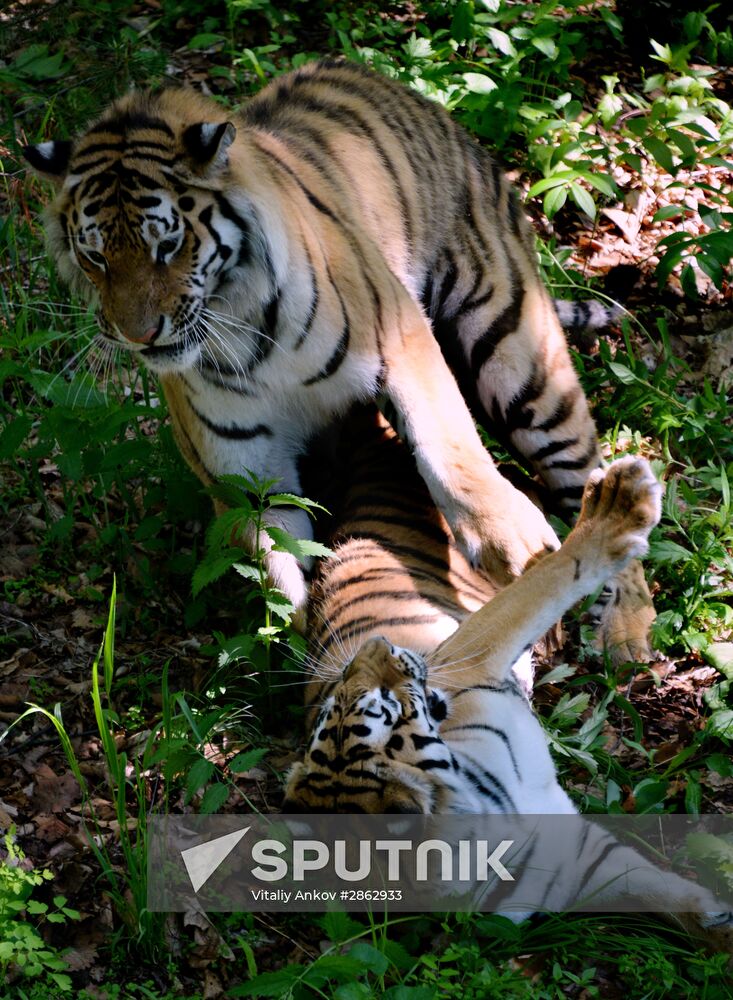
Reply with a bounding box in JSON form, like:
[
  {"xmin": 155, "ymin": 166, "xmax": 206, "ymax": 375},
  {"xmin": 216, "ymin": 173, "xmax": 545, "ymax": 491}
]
[{"xmin": 0, "ymin": 829, "xmax": 80, "ymax": 993}]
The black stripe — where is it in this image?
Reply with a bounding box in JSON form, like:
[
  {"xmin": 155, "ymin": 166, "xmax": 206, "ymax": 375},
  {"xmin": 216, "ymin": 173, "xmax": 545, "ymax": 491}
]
[
  {"xmin": 187, "ymin": 397, "xmax": 272, "ymax": 440},
  {"xmin": 303, "ymin": 266, "xmax": 349, "ymax": 385},
  {"xmin": 442, "ymin": 723, "xmax": 521, "ymax": 779},
  {"xmin": 578, "ymin": 836, "xmax": 625, "ymax": 891},
  {"xmin": 175, "ymin": 421, "xmax": 216, "ymax": 482},
  {"xmin": 544, "ymin": 436, "xmax": 599, "ymax": 472},
  {"xmin": 450, "ymin": 682, "xmax": 523, "ymax": 699},
  {"xmin": 285, "ymin": 90, "xmax": 413, "ymax": 247},
  {"xmin": 320, "ymin": 561, "xmax": 490, "ymax": 608},
  {"xmin": 294, "ymin": 244, "xmax": 319, "ymax": 349},
  {"xmin": 247, "ymin": 289, "xmax": 281, "ymax": 373},
  {"xmin": 552, "ymin": 484, "xmax": 585, "ymax": 505},
  {"xmin": 536, "ymin": 389, "xmax": 579, "ymax": 433},
  {"xmin": 254, "ymin": 142, "xmax": 339, "ymax": 222},
  {"xmin": 458, "ymin": 758, "xmax": 516, "ymax": 810},
  {"xmin": 470, "ymin": 268, "xmax": 525, "ymax": 376},
  {"xmin": 435, "ymin": 249, "xmax": 459, "ymax": 317},
  {"xmin": 529, "ymin": 437, "xmax": 578, "ymax": 463},
  {"xmin": 213, "ymin": 192, "xmax": 252, "ymax": 267},
  {"xmin": 319, "ymin": 614, "xmax": 440, "ymax": 651},
  {"xmin": 501, "ymin": 358, "xmax": 546, "ymax": 432},
  {"xmin": 88, "ymin": 113, "xmax": 174, "ymax": 137}
]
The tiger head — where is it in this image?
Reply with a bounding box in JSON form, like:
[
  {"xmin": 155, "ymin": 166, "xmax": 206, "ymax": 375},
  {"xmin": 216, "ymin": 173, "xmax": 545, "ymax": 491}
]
[
  {"xmin": 22, "ymin": 89, "xmax": 270, "ymax": 375},
  {"xmin": 282, "ymin": 637, "xmax": 451, "ymax": 814}
]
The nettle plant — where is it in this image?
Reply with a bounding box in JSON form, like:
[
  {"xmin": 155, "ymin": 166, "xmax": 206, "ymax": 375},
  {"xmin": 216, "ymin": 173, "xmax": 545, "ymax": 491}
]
[{"xmin": 192, "ymin": 472, "xmax": 331, "ymax": 673}]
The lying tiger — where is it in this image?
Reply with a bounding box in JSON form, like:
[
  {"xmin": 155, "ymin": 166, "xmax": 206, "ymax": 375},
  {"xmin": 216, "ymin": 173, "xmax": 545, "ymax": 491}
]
[
  {"xmin": 284, "ymin": 411, "xmax": 733, "ymax": 946},
  {"xmin": 22, "ymin": 59, "xmax": 652, "ymax": 661}
]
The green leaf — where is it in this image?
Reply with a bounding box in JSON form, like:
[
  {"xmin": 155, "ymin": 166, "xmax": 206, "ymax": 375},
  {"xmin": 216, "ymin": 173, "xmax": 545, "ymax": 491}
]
[
  {"xmin": 527, "ymin": 171, "xmax": 579, "ymax": 198},
  {"xmin": 706, "ymin": 754, "xmax": 733, "ymax": 777},
  {"xmin": 579, "ymin": 171, "xmax": 617, "ymax": 198},
  {"xmin": 48, "ymin": 974, "xmax": 73, "ymax": 992},
  {"xmin": 192, "ymin": 549, "xmax": 243, "ymax": 596},
  {"xmin": 680, "ymin": 264, "xmax": 699, "ymax": 299},
  {"xmin": 186, "ymin": 757, "xmax": 215, "ymax": 799},
  {"xmin": 703, "ymin": 644, "xmax": 733, "ymax": 679},
  {"xmin": 266, "ymin": 590, "xmax": 296, "ymax": 621},
  {"xmin": 488, "ymin": 27, "xmax": 515, "ymax": 56},
  {"xmin": 652, "ymin": 205, "xmax": 684, "ymax": 222},
  {"xmin": 26, "ymin": 899, "xmax": 48, "ymax": 914},
  {"xmin": 322, "ymin": 910, "xmax": 366, "ymax": 944},
  {"xmin": 684, "ymin": 772, "xmax": 701, "ymax": 816},
  {"xmin": 206, "ymin": 507, "xmax": 252, "ymax": 552},
  {"xmin": 200, "ymin": 782, "xmax": 230, "ymax": 814},
  {"xmin": 569, "ymin": 183, "xmax": 596, "ymax": 220},
  {"xmin": 348, "ymin": 942, "xmax": 389, "ymax": 975},
  {"xmin": 607, "ymin": 362, "xmax": 639, "ymax": 385},
  {"xmin": 643, "ymin": 136, "xmax": 676, "ymax": 175},
  {"xmin": 188, "ymin": 33, "xmax": 225, "ymax": 49},
  {"xmin": 267, "ymin": 492, "xmax": 329, "ymax": 514},
  {"xmin": 228, "ymin": 966, "xmax": 303, "ymax": 997},
  {"xmin": 233, "ymin": 562, "xmax": 261, "ymax": 583},
  {"xmin": 265, "ymin": 526, "xmax": 333, "ymax": 561},
  {"xmin": 229, "ymin": 747, "xmax": 268, "ymax": 773},
  {"xmin": 383, "ymin": 987, "xmax": 436, "ymax": 1000},
  {"xmin": 647, "ymin": 538, "xmax": 692, "ymax": 563},
  {"xmin": 304, "ymin": 955, "xmax": 365, "ymax": 986},
  {"xmin": 536, "ymin": 663, "xmax": 576, "ymax": 686},
  {"xmin": 0, "ymin": 415, "xmax": 32, "ymax": 460},
  {"xmin": 462, "ymin": 72, "xmax": 497, "ymax": 95},
  {"xmin": 532, "ymin": 37, "xmax": 558, "ymax": 59},
  {"xmin": 543, "ymin": 185, "xmax": 567, "ymax": 218},
  {"xmin": 450, "ymin": 2, "xmax": 474, "ymax": 43},
  {"xmin": 335, "ymin": 984, "xmax": 372, "ymax": 1000},
  {"xmin": 707, "ymin": 710, "xmax": 733, "ymax": 741}
]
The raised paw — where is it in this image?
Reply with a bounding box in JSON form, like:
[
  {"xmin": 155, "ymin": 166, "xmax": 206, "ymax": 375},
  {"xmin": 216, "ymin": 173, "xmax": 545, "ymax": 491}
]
[{"xmin": 576, "ymin": 457, "xmax": 662, "ymax": 567}]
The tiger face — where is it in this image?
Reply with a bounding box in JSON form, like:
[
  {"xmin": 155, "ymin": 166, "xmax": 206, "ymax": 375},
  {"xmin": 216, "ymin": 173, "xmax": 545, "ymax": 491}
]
[
  {"xmin": 24, "ymin": 93, "xmax": 262, "ymax": 376},
  {"xmin": 283, "ymin": 637, "xmax": 451, "ymax": 814}
]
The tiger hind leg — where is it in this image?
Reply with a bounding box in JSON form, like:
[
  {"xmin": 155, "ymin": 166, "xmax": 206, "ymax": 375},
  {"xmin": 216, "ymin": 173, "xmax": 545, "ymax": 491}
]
[{"xmin": 431, "ymin": 457, "xmax": 661, "ymax": 685}]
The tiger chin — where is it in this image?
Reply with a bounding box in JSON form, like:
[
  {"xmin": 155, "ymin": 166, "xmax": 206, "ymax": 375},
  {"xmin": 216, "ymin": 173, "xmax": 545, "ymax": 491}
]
[
  {"xmin": 23, "ymin": 59, "xmax": 653, "ymax": 661},
  {"xmin": 283, "ymin": 458, "xmax": 733, "ymax": 953}
]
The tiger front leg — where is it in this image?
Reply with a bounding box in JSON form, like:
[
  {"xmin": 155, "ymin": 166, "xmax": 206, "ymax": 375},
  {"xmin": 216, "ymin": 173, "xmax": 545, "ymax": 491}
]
[
  {"xmin": 162, "ymin": 376, "xmax": 313, "ymax": 630},
  {"xmin": 472, "ymin": 287, "xmax": 658, "ymax": 662},
  {"xmin": 383, "ymin": 299, "xmax": 561, "ymax": 585}
]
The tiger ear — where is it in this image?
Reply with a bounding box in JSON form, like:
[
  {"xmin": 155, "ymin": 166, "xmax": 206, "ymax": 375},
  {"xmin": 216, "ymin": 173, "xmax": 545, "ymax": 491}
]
[
  {"xmin": 182, "ymin": 121, "xmax": 236, "ymax": 174},
  {"xmin": 22, "ymin": 140, "xmax": 73, "ymax": 185}
]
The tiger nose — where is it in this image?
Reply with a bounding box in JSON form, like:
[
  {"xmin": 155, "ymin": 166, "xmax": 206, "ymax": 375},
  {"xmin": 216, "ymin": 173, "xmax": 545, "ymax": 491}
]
[{"xmin": 123, "ymin": 319, "xmax": 162, "ymax": 344}]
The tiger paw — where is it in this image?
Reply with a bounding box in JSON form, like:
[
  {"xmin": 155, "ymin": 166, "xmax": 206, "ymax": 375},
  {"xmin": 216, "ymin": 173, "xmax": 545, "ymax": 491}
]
[
  {"xmin": 598, "ymin": 559, "xmax": 657, "ymax": 665},
  {"xmin": 575, "ymin": 457, "xmax": 662, "ymax": 568},
  {"xmin": 452, "ymin": 481, "xmax": 561, "ymax": 586},
  {"xmin": 674, "ymin": 910, "xmax": 733, "ymax": 961}
]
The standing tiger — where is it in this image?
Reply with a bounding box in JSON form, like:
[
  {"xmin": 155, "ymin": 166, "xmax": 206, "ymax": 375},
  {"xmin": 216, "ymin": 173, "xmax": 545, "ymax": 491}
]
[
  {"xmin": 23, "ymin": 59, "xmax": 653, "ymax": 658},
  {"xmin": 283, "ymin": 415, "xmax": 733, "ymax": 947}
]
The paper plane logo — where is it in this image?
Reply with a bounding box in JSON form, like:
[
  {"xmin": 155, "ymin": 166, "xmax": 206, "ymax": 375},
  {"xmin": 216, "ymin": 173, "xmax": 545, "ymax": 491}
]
[{"xmin": 181, "ymin": 827, "xmax": 249, "ymax": 893}]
